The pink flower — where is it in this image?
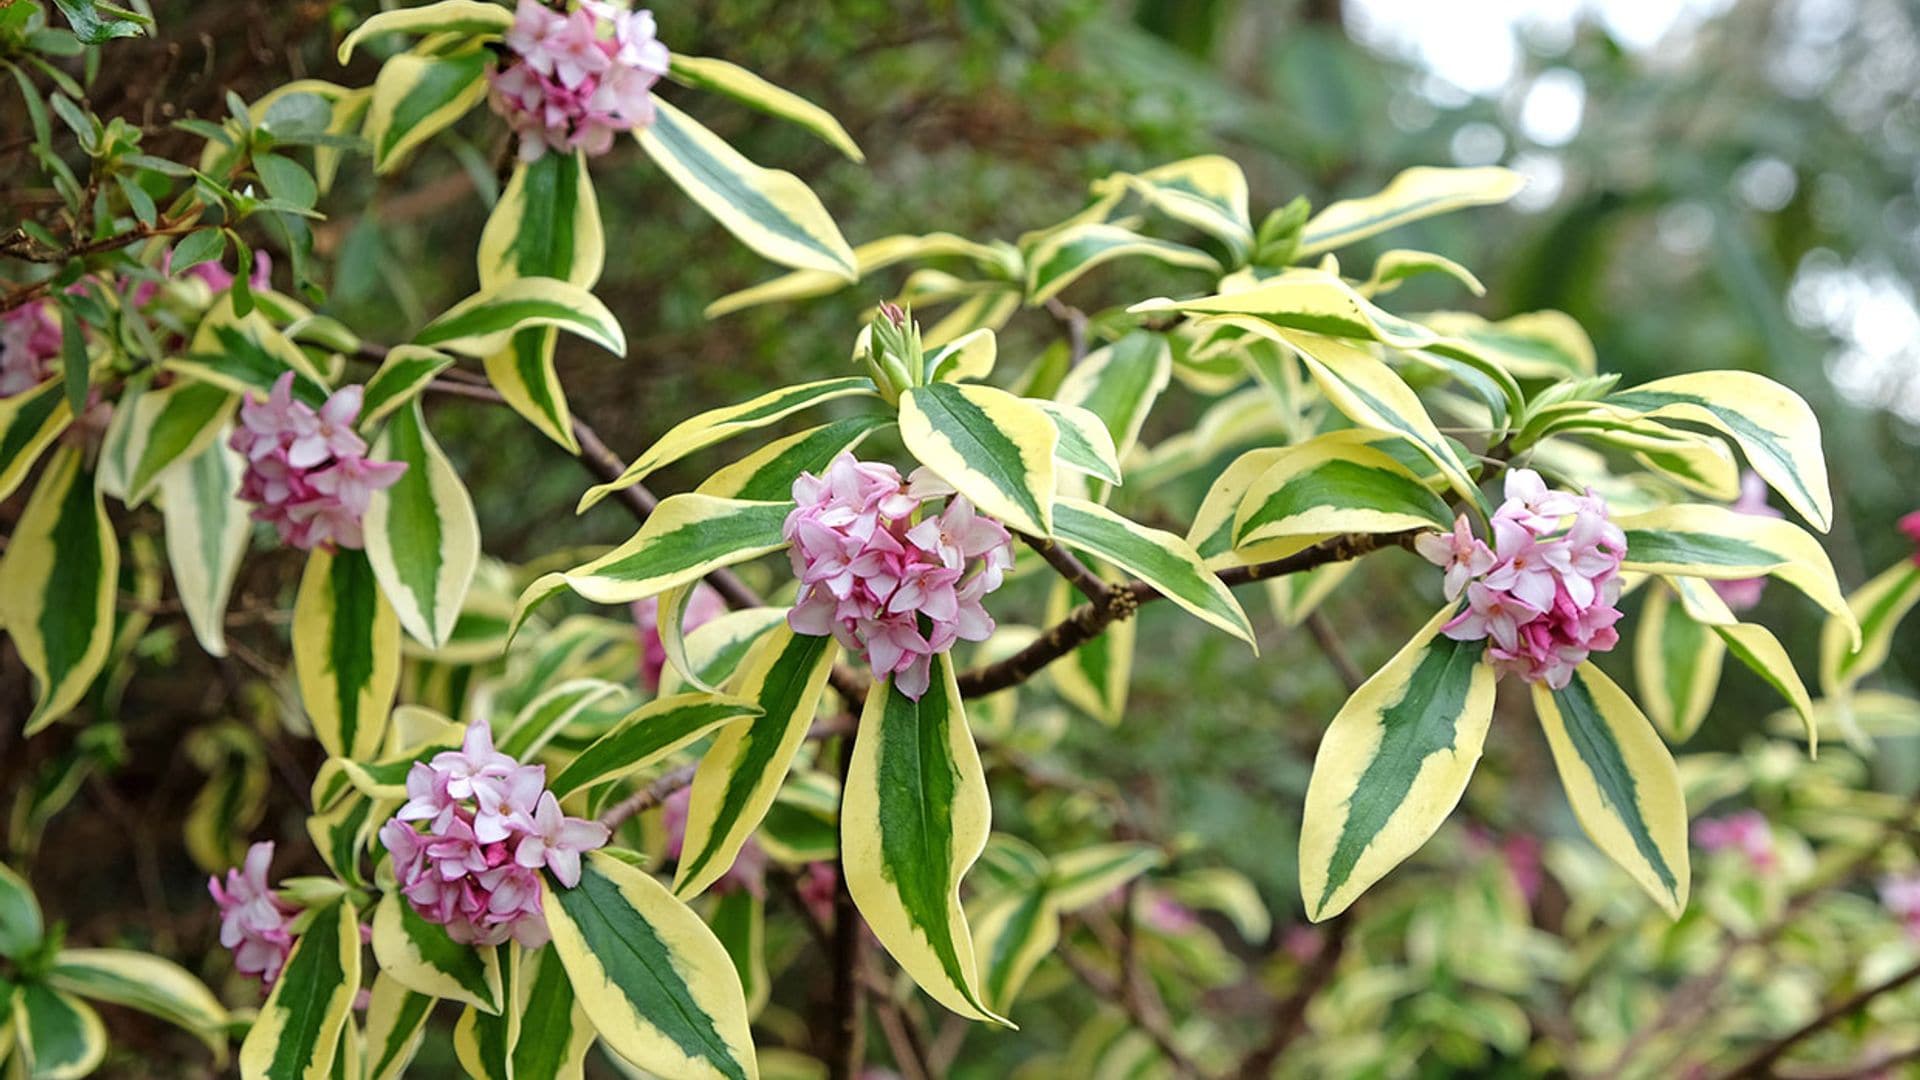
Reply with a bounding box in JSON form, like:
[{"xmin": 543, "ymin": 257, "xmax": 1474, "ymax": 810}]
[
  {"xmin": 1694, "ymin": 810, "xmax": 1776, "ymax": 872},
  {"xmin": 489, "ymin": 0, "xmax": 668, "ymax": 163},
  {"xmin": 229, "ymin": 372, "xmax": 405, "ymax": 551},
  {"xmin": 1712, "ymin": 473, "xmax": 1783, "ymax": 611},
  {"xmin": 382, "ymin": 721, "xmax": 607, "ymax": 947},
  {"xmin": 0, "ymin": 300, "xmax": 60, "ymax": 398},
  {"xmin": 208, "ymin": 842, "xmax": 298, "ymax": 987},
  {"xmin": 1881, "ymin": 874, "xmax": 1920, "ymax": 939},
  {"xmin": 1900, "ymin": 511, "xmax": 1920, "ymax": 566},
  {"xmin": 1416, "ymin": 514, "xmax": 1496, "ymax": 601},
  {"xmin": 1437, "ymin": 469, "xmax": 1626, "ymax": 688},
  {"xmin": 632, "ymin": 583, "xmax": 727, "ymax": 691},
  {"xmin": 782, "ymin": 454, "xmax": 1013, "ymax": 699}
]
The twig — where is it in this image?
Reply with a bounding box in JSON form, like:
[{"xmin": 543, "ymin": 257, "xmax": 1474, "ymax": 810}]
[
  {"xmin": 829, "ymin": 731, "xmax": 866, "ymax": 1080},
  {"xmin": 1303, "ymin": 611, "xmax": 1365, "ymax": 692},
  {"xmin": 1714, "ymin": 960, "xmax": 1920, "ymax": 1080},
  {"xmin": 596, "ymin": 762, "xmax": 698, "ymax": 830},
  {"xmin": 956, "ymin": 531, "xmax": 1413, "ymax": 698},
  {"xmin": 1021, "ymin": 531, "xmax": 1108, "ymax": 602}
]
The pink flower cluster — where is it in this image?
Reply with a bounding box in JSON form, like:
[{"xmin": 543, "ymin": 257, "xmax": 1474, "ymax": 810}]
[
  {"xmin": 129, "ymin": 250, "xmax": 273, "ymax": 311},
  {"xmin": 1881, "ymin": 874, "xmax": 1920, "ymax": 940},
  {"xmin": 0, "ymin": 300, "xmax": 60, "ymax": 399},
  {"xmin": 228, "ymin": 372, "xmax": 406, "ymax": 551},
  {"xmin": 379, "ymin": 721, "xmax": 609, "ymax": 948},
  {"xmin": 1419, "ymin": 468, "xmax": 1627, "ymax": 689},
  {"xmin": 1712, "ymin": 473, "xmax": 1781, "ymax": 612},
  {"xmin": 208, "ymin": 842, "xmax": 298, "ymax": 986},
  {"xmin": 632, "ymin": 583, "xmax": 727, "ymax": 692},
  {"xmin": 489, "ymin": 0, "xmax": 669, "ymax": 163},
  {"xmin": 1693, "ymin": 810, "xmax": 1776, "ymax": 872},
  {"xmin": 785, "ymin": 453, "xmax": 1013, "ymax": 700},
  {"xmin": 1901, "ymin": 511, "xmax": 1920, "ymax": 566}
]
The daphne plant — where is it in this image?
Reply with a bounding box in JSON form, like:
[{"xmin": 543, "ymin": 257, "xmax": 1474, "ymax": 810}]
[{"xmin": 1, "ymin": 2, "xmax": 1905, "ymax": 1078}]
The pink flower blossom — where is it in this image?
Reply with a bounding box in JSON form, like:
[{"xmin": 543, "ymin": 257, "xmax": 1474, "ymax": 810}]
[
  {"xmin": 489, "ymin": 0, "xmax": 668, "ymax": 163},
  {"xmin": 229, "ymin": 372, "xmax": 405, "ymax": 551},
  {"xmin": 1712, "ymin": 473, "xmax": 1783, "ymax": 611},
  {"xmin": 381, "ymin": 721, "xmax": 607, "ymax": 948},
  {"xmin": 783, "ymin": 453, "xmax": 1013, "ymax": 699},
  {"xmin": 1900, "ymin": 511, "xmax": 1920, "ymax": 566},
  {"xmin": 0, "ymin": 299, "xmax": 60, "ymax": 399},
  {"xmin": 632, "ymin": 583, "xmax": 727, "ymax": 691},
  {"xmin": 1415, "ymin": 514, "xmax": 1496, "ymax": 601},
  {"xmin": 1437, "ymin": 468, "xmax": 1626, "ymax": 689},
  {"xmin": 1693, "ymin": 809, "xmax": 1776, "ymax": 872},
  {"xmin": 1881, "ymin": 874, "xmax": 1920, "ymax": 939},
  {"xmin": 208, "ymin": 842, "xmax": 298, "ymax": 987}
]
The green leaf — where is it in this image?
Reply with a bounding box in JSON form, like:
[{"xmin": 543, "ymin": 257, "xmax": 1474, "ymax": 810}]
[
  {"xmin": 1299, "ymin": 611, "xmax": 1494, "ymax": 921},
  {"xmin": 1024, "ymin": 222, "xmax": 1219, "ymax": 304},
  {"xmin": 370, "ymin": 892, "xmax": 504, "ymax": 1015},
  {"xmin": 666, "ymin": 55, "xmax": 863, "ymax": 162},
  {"xmin": 1534, "ymin": 665, "xmax": 1690, "ymax": 918},
  {"xmin": 1613, "ymin": 504, "xmax": 1856, "ymax": 645},
  {"xmin": 579, "ymin": 377, "xmax": 878, "ymax": 511},
  {"xmin": 1045, "ymin": 843, "xmax": 1165, "ymax": 912},
  {"xmin": 0, "ymin": 377, "xmax": 74, "ymax": 503},
  {"xmin": 1296, "ymin": 166, "xmax": 1524, "ymax": 257},
  {"xmin": 359, "ymin": 345, "xmax": 455, "ymax": 429},
  {"xmin": 120, "ymin": 377, "xmax": 237, "ymax": 507},
  {"xmin": 1090, "ymin": 155, "xmax": 1254, "ymax": 259},
  {"xmin": 1034, "ymin": 400, "xmax": 1123, "ymax": 487},
  {"xmin": 1051, "ymin": 496, "xmax": 1255, "ymax": 645},
  {"xmin": 361, "ymin": 976, "xmax": 433, "ymax": 1080},
  {"xmin": 1633, "ymin": 582, "xmax": 1724, "ymax": 744},
  {"xmin": 1234, "ymin": 433, "xmax": 1451, "ymax": 549},
  {"xmin": 238, "ymin": 900, "xmax": 360, "ymax": 1080},
  {"xmin": 13, "ymin": 983, "xmax": 106, "ymax": 1080},
  {"xmin": 254, "ymin": 153, "xmax": 318, "ymax": 210},
  {"xmin": 364, "ymin": 48, "xmax": 491, "ymax": 173},
  {"xmin": 549, "ymin": 692, "xmax": 762, "ymax": 800},
  {"xmin": 336, "ymin": 0, "xmax": 514, "ymax": 62},
  {"xmin": 1604, "ymin": 371, "xmax": 1833, "ymax": 531},
  {"xmin": 291, "ymin": 547, "xmax": 401, "ymax": 760},
  {"xmin": 169, "ymin": 295, "xmax": 333, "ymax": 405},
  {"xmin": 169, "ymin": 228, "xmax": 227, "ymax": 275},
  {"xmin": 364, "ymin": 400, "xmax": 479, "ymax": 650},
  {"xmin": 1046, "ymin": 574, "xmax": 1132, "ymax": 726},
  {"xmin": 1823, "ymin": 561, "xmax": 1920, "ymax": 697},
  {"xmin": 899, "ymin": 382, "xmax": 1057, "ymax": 538},
  {"xmin": 0, "ymin": 446, "xmax": 119, "ymax": 734},
  {"xmin": 46, "ymin": 948, "xmax": 228, "ymax": 1046},
  {"xmin": 692, "ymin": 415, "xmax": 893, "ymax": 502},
  {"xmin": 0, "ymin": 864, "xmax": 43, "ymax": 959},
  {"xmin": 414, "ymin": 277, "xmax": 626, "ymax": 359},
  {"xmin": 675, "ymin": 629, "xmax": 839, "ymax": 899},
  {"xmin": 157, "ymin": 435, "xmax": 250, "ymax": 659},
  {"xmin": 844, "ymin": 655, "xmax": 1006, "ymax": 1023},
  {"xmin": 1416, "ymin": 309, "xmax": 1596, "ymax": 379},
  {"xmin": 543, "ymin": 852, "xmax": 759, "ymax": 1080},
  {"xmin": 523, "ymin": 496, "xmax": 790, "ymax": 628},
  {"xmin": 451, "ymin": 946, "xmax": 518, "ymax": 1080},
  {"xmin": 50, "ymin": 0, "xmax": 150, "ymax": 43},
  {"xmin": 709, "ymin": 891, "xmax": 769, "ymax": 1019},
  {"xmin": 58, "ymin": 302, "xmax": 87, "ymax": 417},
  {"xmin": 636, "ymin": 98, "xmax": 857, "ymax": 280},
  {"xmin": 509, "ymin": 946, "xmax": 598, "ymax": 1080},
  {"xmin": 970, "ymin": 889, "xmax": 1059, "ymax": 1016}
]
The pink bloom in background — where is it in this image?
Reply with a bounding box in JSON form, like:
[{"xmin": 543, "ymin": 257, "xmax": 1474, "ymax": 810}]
[
  {"xmin": 379, "ymin": 721, "xmax": 608, "ymax": 948},
  {"xmin": 632, "ymin": 583, "xmax": 727, "ymax": 691},
  {"xmin": 489, "ymin": 0, "xmax": 669, "ymax": 163},
  {"xmin": 1465, "ymin": 825, "xmax": 1545, "ymax": 904},
  {"xmin": 796, "ymin": 862, "xmax": 838, "ymax": 925},
  {"xmin": 208, "ymin": 841, "xmax": 298, "ymax": 986},
  {"xmin": 1712, "ymin": 472, "xmax": 1783, "ymax": 611},
  {"xmin": 784, "ymin": 453, "xmax": 1014, "ymax": 699},
  {"xmin": 1880, "ymin": 874, "xmax": 1920, "ymax": 940},
  {"xmin": 229, "ymin": 372, "xmax": 406, "ymax": 551},
  {"xmin": 1900, "ymin": 511, "xmax": 1920, "ymax": 565},
  {"xmin": 1426, "ymin": 468, "xmax": 1626, "ymax": 689},
  {"xmin": 129, "ymin": 250, "xmax": 273, "ymax": 310},
  {"xmin": 0, "ymin": 299, "xmax": 61, "ymax": 399},
  {"xmin": 659, "ymin": 786, "xmax": 766, "ymax": 898},
  {"xmin": 1693, "ymin": 809, "xmax": 1777, "ymax": 872}
]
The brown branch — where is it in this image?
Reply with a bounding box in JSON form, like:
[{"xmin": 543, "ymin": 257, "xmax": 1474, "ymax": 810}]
[
  {"xmin": 1304, "ymin": 611, "xmax": 1365, "ymax": 692},
  {"xmin": 596, "ymin": 762, "xmax": 699, "ymax": 831},
  {"xmin": 1234, "ymin": 915, "xmax": 1353, "ymax": 1078},
  {"xmin": 1714, "ymin": 960, "xmax": 1920, "ymax": 1080},
  {"xmin": 955, "ymin": 531, "xmax": 1412, "ymax": 698},
  {"xmin": 1022, "ymin": 531, "xmax": 1108, "ymax": 602}
]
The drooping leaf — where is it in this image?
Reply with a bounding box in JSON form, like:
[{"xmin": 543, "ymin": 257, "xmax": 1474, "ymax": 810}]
[
  {"xmin": 543, "ymin": 852, "xmax": 760, "ymax": 1080},
  {"xmin": 45, "ymin": 949, "xmax": 228, "ymax": 1049},
  {"xmin": 676, "ymin": 630, "xmax": 839, "ymax": 899},
  {"xmin": 1091, "ymin": 156, "xmax": 1253, "ymax": 258},
  {"xmin": 1614, "ymin": 505, "xmax": 1856, "ymax": 644},
  {"xmin": 238, "ymin": 900, "xmax": 360, "ymax": 1080},
  {"xmin": 364, "ymin": 48, "xmax": 491, "ymax": 173},
  {"xmin": 1822, "ymin": 561, "xmax": 1920, "ymax": 698},
  {"xmin": 13, "ymin": 983, "xmax": 106, "ymax": 1080},
  {"xmin": 636, "ymin": 98, "xmax": 857, "ymax": 280},
  {"xmin": 415, "ymin": 277, "xmax": 625, "ymax": 359},
  {"xmin": 0, "ymin": 446, "xmax": 119, "ymax": 734},
  {"xmin": 156, "ymin": 434, "xmax": 251, "ymax": 660},
  {"xmin": 1299, "ymin": 611, "xmax": 1494, "ymax": 921},
  {"xmin": 970, "ymin": 889, "xmax": 1059, "ymax": 1017},
  {"xmin": 1633, "ymin": 583, "xmax": 1724, "ymax": 744},
  {"xmin": 364, "ymin": 400, "xmax": 480, "ymax": 650},
  {"xmin": 292, "ymin": 547, "xmax": 401, "ymax": 760},
  {"xmin": 370, "ymin": 892, "xmax": 505, "ymax": 1015},
  {"xmin": 336, "ymin": 0, "xmax": 515, "ymax": 62},
  {"xmin": 361, "ymin": 976, "xmax": 434, "ymax": 1080},
  {"xmin": 1051, "ymin": 497, "xmax": 1255, "ymax": 645},
  {"xmin": 1534, "ymin": 665, "xmax": 1690, "ymax": 918},
  {"xmin": 359, "ymin": 346, "xmax": 455, "ymax": 430},
  {"xmin": 1024, "ymin": 222, "xmax": 1219, "ymax": 304},
  {"xmin": 509, "ymin": 945, "xmax": 598, "ymax": 1080},
  {"xmin": 666, "ymin": 55, "xmax": 863, "ymax": 162},
  {"xmin": 0, "ymin": 377, "xmax": 73, "ymax": 503},
  {"xmin": 843, "ymin": 656, "xmax": 1005, "ymax": 1022}
]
